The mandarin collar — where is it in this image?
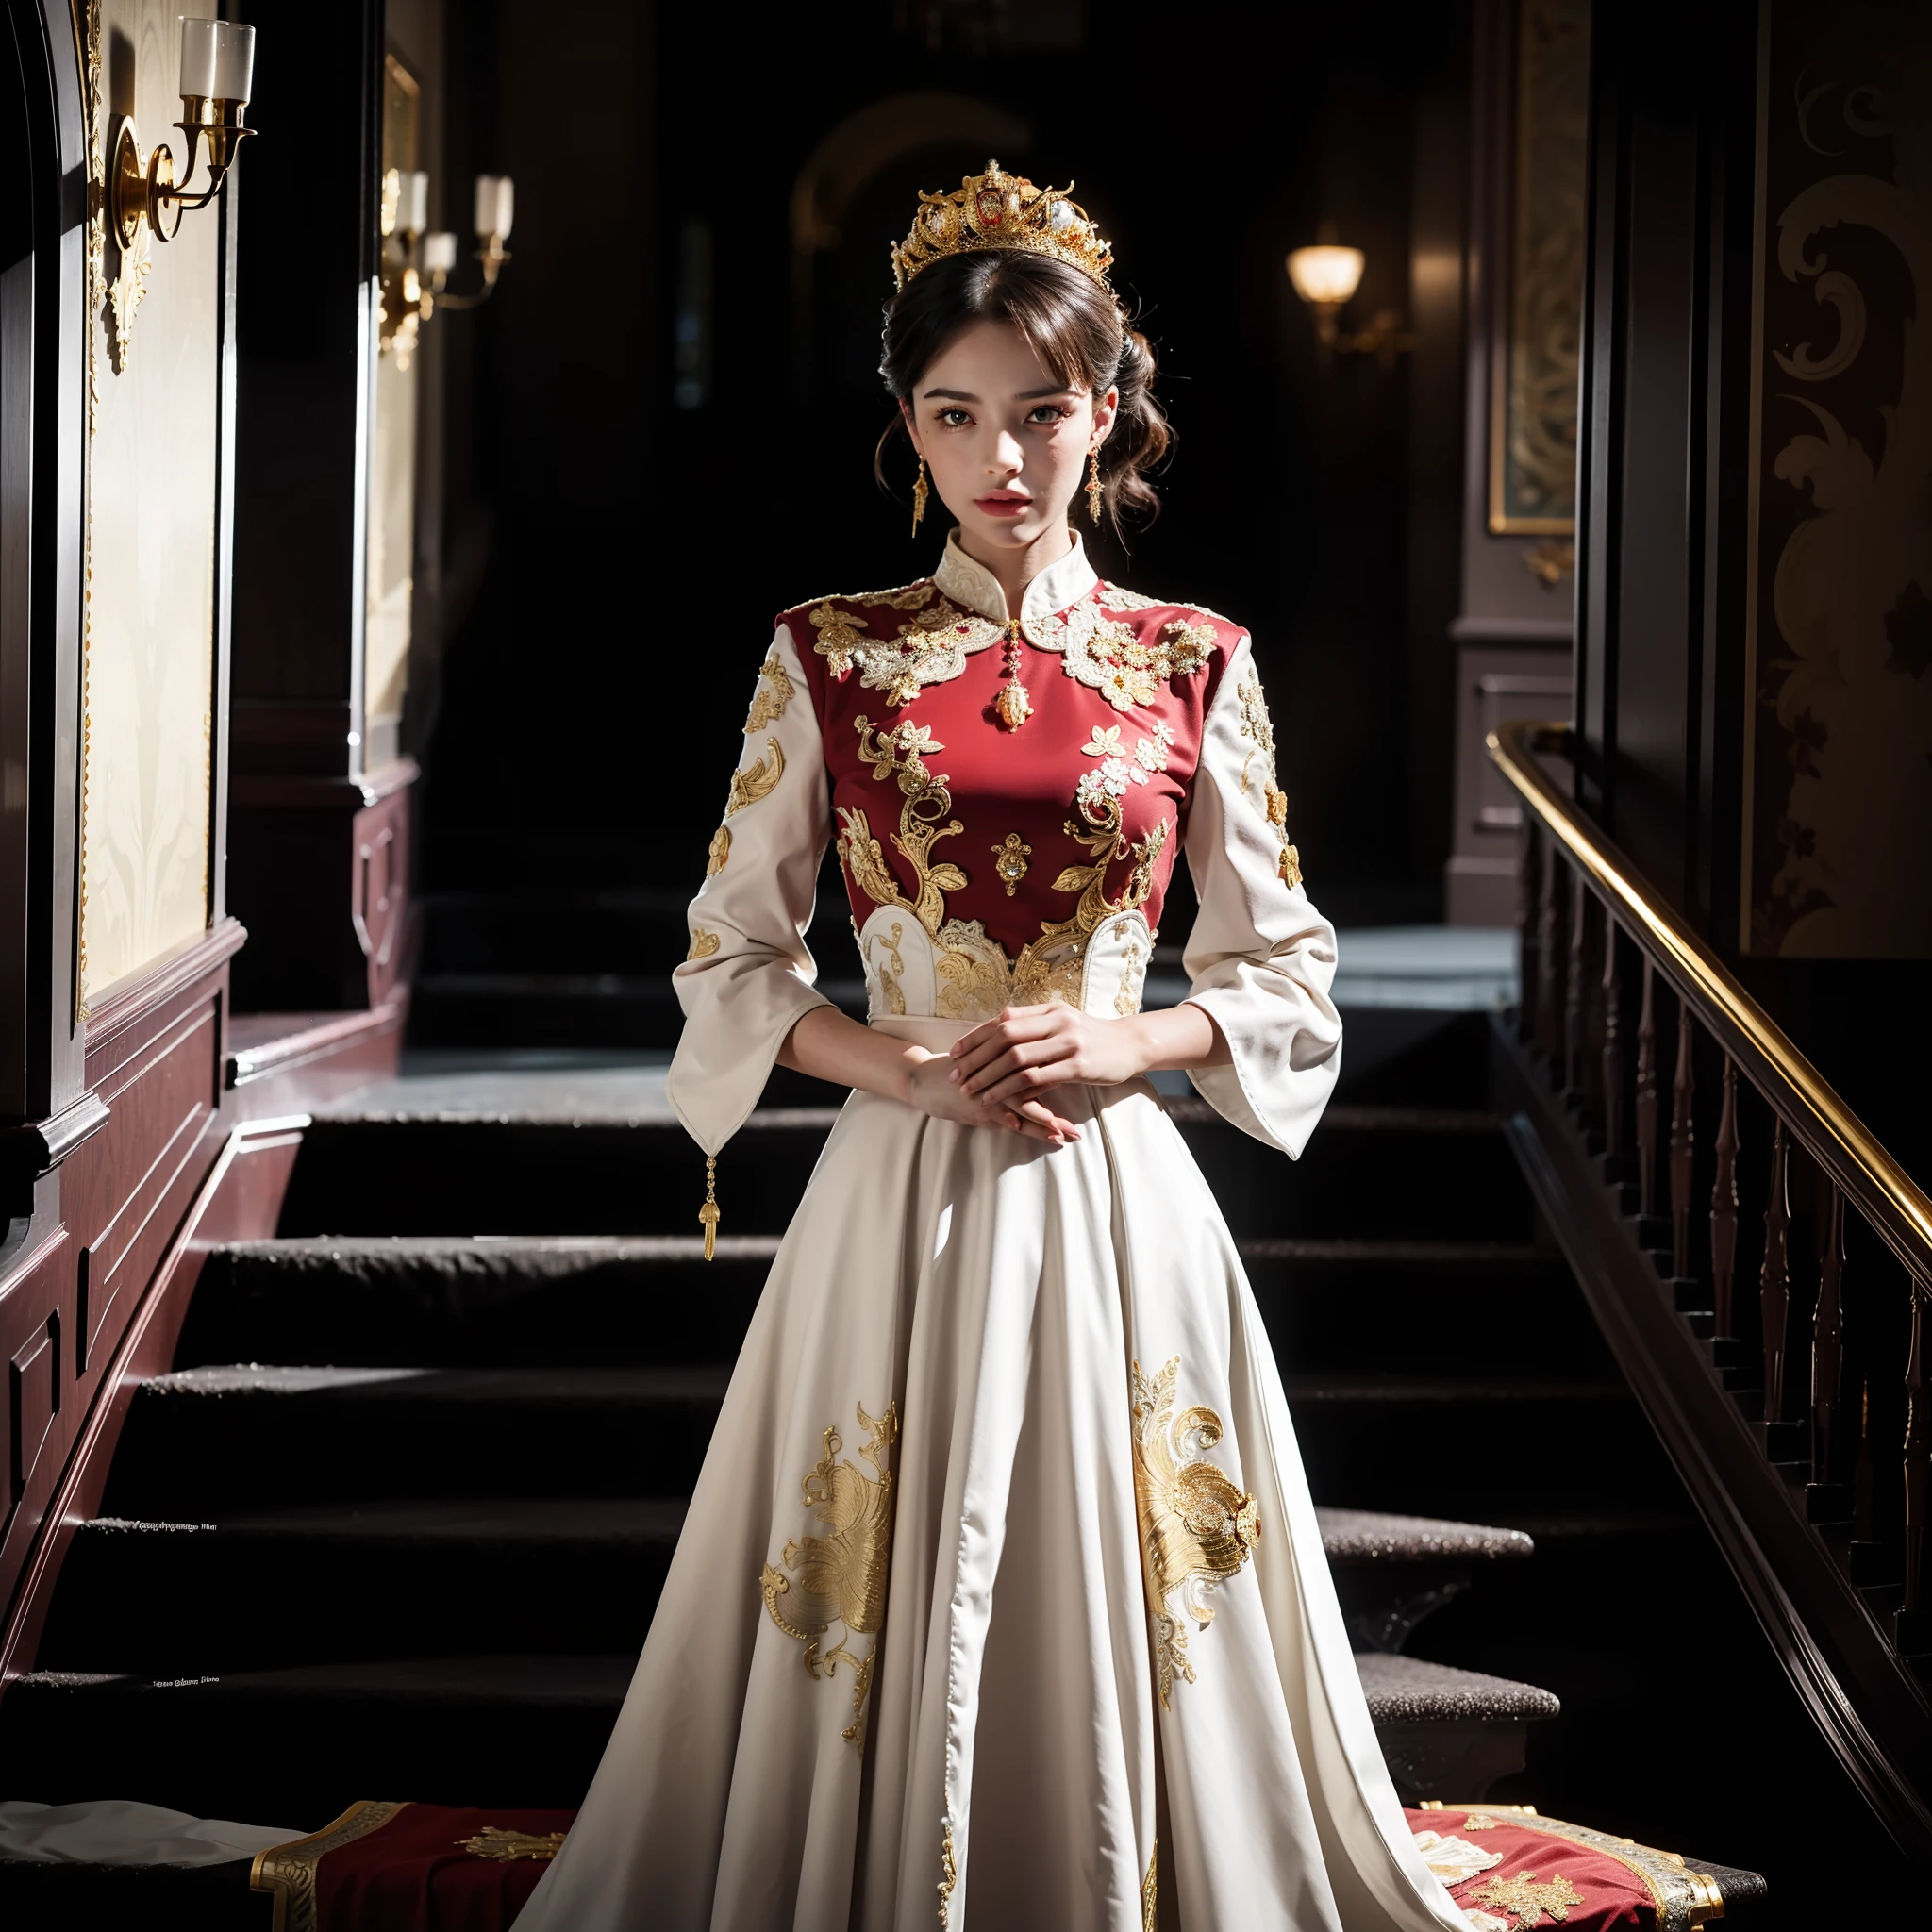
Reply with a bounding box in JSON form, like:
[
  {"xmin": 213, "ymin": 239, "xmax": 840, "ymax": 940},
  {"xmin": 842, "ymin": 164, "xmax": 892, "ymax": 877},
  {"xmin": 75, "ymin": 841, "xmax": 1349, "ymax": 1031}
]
[{"xmin": 932, "ymin": 528, "xmax": 1099, "ymax": 638}]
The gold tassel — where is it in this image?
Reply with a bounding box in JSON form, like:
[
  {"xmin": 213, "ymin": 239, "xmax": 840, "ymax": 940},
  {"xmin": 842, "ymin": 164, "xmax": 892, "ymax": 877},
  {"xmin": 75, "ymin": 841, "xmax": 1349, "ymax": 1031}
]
[
  {"xmin": 699, "ymin": 1153, "xmax": 720, "ymax": 1261},
  {"xmin": 994, "ymin": 623, "xmax": 1031, "ymax": 730}
]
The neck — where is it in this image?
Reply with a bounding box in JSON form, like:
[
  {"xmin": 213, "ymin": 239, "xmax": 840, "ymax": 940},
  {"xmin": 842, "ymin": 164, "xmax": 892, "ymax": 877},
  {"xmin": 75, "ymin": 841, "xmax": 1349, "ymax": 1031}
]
[{"xmin": 955, "ymin": 523, "xmax": 1074, "ymax": 616}]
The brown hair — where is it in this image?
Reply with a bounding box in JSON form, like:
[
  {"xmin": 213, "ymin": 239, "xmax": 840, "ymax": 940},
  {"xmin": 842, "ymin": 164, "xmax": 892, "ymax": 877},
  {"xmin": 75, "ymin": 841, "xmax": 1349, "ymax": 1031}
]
[{"xmin": 875, "ymin": 251, "xmax": 1171, "ymax": 541}]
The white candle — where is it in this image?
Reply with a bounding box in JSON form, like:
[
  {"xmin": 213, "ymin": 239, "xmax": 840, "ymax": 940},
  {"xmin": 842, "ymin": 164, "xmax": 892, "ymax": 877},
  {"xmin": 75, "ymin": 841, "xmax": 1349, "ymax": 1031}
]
[
  {"xmin": 178, "ymin": 17, "xmax": 218, "ymax": 96},
  {"xmin": 406, "ymin": 172, "xmax": 428, "ymax": 236},
  {"xmin": 210, "ymin": 21, "xmax": 255, "ymax": 102},
  {"xmin": 422, "ymin": 231, "xmax": 458, "ymax": 273},
  {"xmin": 475, "ymin": 175, "xmax": 514, "ymax": 241}
]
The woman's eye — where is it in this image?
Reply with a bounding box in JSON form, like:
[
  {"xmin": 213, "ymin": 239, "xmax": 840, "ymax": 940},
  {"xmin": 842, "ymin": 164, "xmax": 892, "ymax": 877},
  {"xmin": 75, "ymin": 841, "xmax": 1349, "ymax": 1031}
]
[
  {"xmin": 937, "ymin": 408, "xmax": 970, "ymax": 427},
  {"xmin": 1027, "ymin": 405, "xmax": 1069, "ymax": 424}
]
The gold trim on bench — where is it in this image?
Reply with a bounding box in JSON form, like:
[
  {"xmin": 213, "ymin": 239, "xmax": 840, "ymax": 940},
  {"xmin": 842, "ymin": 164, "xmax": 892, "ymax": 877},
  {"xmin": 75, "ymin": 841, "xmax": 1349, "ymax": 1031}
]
[
  {"xmin": 250, "ymin": 1800, "xmax": 411, "ymax": 1932},
  {"xmin": 1419, "ymin": 1802, "xmax": 1725, "ymax": 1927}
]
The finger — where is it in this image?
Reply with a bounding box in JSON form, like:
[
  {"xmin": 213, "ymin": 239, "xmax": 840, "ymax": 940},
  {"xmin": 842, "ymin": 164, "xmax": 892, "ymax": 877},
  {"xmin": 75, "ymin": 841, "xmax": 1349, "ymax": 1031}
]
[
  {"xmin": 959, "ymin": 1034, "xmax": 1075, "ymax": 1096},
  {"xmin": 949, "ymin": 1013, "xmax": 1066, "ymax": 1082},
  {"xmin": 979, "ymin": 1056, "xmax": 1081, "ymax": 1107},
  {"xmin": 1015, "ymin": 1097, "xmax": 1081, "ymax": 1141}
]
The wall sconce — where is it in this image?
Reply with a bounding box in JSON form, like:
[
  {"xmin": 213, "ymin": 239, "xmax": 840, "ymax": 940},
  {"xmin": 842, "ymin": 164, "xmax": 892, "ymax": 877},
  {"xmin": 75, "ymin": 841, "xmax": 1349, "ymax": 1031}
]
[
  {"xmin": 1287, "ymin": 226, "xmax": 1417, "ymax": 369},
  {"xmin": 379, "ymin": 172, "xmax": 515, "ymax": 368},
  {"xmin": 112, "ymin": 21, "xmax": 256, "ymax": 253}
]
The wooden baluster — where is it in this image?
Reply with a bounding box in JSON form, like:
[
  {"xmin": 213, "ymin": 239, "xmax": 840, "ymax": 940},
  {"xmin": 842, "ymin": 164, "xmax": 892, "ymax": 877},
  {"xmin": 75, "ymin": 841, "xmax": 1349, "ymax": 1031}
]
[
  {"xmin": 1517, "ymin": 822, "xmax": 1540, "ymax": 1044},
  {"xmin": 1854, "ymin": 1378, "xmax": 1875, "ymax": 1541},
  {"xmin": 1564, "ymin": 872, "xmax": 1588, "ymax": 1101},
  {"xmin": 1634, "ymin": 959, "xmax": 1658, "ymax": 1216},
  {"xmin": 1811, "ymin": 1178, "xmax": 1843, "ymax": 1485},
  {"xmin": 1669, "ymin": 1005, "xmax": 1694, "ymax": 1278},
  {"xmin": 1537, "ymin": 842, "xmax": 1562, "ymax": 1063},
  {"xmin": 1710, "ymin": 1057, "xmax": 1740, "ymax": 1336},
  {"xmin": 1760, "ymin": 1119, "xmax": 1790, "ymax": 1424},
  {"xmin": 1600, "ymin": 918, "xmax": 1624, "ymax": 1158},
  {"xmin": 1906, "ymin": 1284, "xmax": 1928, "ymax": 1615}
]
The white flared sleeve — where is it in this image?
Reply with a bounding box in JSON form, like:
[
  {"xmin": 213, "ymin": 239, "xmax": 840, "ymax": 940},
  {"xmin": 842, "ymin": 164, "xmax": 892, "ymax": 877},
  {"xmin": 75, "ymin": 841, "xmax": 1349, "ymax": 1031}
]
[
  {"xmin": 1179, "ymin": 635, "xmax": 1342, "ymax": 1155},
  {"xmin": 665, "ymin": 627, "xmax": 835, "ymax": 1155}
]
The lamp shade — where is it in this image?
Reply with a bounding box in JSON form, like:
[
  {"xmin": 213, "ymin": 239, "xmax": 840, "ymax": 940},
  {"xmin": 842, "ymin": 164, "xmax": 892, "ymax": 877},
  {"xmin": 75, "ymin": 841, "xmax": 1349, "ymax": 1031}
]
[
  {"xmin": 422, "ymin": 231, "xmax": 458, "ymax": 273},
  {"xmin": 405, "ymin": 171, "xmax": 429, "ymax": 236},
  {"xmin": 178, "ymin": 18, "xmax": 219, "ymax": 95},
  {"xmin": 1287, "ymin": 243, "xmax": 1365, "ymax": 308}
]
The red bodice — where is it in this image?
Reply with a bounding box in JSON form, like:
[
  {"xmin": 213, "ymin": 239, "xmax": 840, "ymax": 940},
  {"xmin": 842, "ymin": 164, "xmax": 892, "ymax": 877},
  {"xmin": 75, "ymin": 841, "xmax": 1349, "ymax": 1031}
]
[{"xmin": 785, "ymin": 577, "xmax": 1238, "ymax": 958}]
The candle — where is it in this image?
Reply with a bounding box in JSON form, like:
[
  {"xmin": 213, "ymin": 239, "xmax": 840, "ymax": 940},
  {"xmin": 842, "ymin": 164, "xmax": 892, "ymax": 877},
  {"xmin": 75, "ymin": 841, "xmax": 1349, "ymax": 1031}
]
[
  {"xmin": 474, "ymin": 175, "xmax": 514, "ymax": 242},
  {"xmin": 178, "ymin": 18, "xmax": 218, "ymax": 96},
  {"xmin": 406, "ymin": 172, "xmax": 428, "ymax": 236},
  {"xmin": 422, "ymin": 231, "xmax": 458, "ymax": 273},
  {"xmin": 210, "ymin": 21, "xmax": 255, "ymax": 102}
]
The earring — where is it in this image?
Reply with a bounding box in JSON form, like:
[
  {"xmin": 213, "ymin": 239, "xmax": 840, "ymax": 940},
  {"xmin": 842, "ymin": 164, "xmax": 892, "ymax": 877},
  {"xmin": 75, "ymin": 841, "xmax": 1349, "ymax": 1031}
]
[
  {"xmin": 1086, "ymin": 446, "xmax": 1104, "ymax": 525},
  {"xmin": 910, "ymin": 456, "xmax": 929, "ymax": 538}
]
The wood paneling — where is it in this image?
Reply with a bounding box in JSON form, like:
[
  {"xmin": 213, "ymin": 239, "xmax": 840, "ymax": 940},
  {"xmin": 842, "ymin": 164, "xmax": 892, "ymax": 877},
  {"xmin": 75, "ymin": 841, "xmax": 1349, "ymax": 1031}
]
[{"xmin": 7, "ymin": 1308, "xmax": 58, "ymax": 1507}]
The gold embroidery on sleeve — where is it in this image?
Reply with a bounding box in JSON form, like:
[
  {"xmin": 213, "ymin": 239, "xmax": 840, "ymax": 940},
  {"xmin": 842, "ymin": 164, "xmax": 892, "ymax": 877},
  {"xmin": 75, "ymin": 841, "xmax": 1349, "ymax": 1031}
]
[
  {"xmin": 725, "ymin": 738, "xmax": 785, "ymax": 816},
  {"xmin": 1141, "ymin": 1843, "xmax": 1158, "ymax": 1932},
  {"xmin": 743, "ymin": 646, "xmax": 794, "ymax": 731},
  {"xmin": 1130, "ymin": 1357, "xmax": 1260, "ymax": 1709},
  {"xmin": 686, "ymin": 928, "xmax": 721, "ymax": 960},
  {"xmin": 759, "ymin": 1401, "xmax": 900, "ymax": 1753},
  {"xmin": 706, "ymin": 827, "xmax": 730, "ymax": 874},
  {"xmin": 938, "ymin": 1795, "xmax": 958, "ymax": 1924},
  {"xmin": 1235, "ymin": 673, "xmax": 1302, "ymax": 887}
]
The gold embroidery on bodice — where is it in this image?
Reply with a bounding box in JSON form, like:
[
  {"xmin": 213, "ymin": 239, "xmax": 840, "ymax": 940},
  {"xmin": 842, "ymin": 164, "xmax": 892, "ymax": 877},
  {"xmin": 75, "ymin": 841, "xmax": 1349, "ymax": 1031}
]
[
  {"xmin": 1130, "ymin": 1357, "xmax": 1260, "ymax": 1708},
  {"xmin": 837, "ymin": 714, "xmax": 1166, "ymax": 1020}
]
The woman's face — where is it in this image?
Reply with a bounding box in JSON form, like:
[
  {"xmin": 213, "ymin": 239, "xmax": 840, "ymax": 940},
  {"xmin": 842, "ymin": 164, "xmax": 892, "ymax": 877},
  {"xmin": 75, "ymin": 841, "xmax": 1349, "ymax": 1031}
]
[{"xmin": 902, "ymin": 318, "xmax": 1118, "ymax": 558}]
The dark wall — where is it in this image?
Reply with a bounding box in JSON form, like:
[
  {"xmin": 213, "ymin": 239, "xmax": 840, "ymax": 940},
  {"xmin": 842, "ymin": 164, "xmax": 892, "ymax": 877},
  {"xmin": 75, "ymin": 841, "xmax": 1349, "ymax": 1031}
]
[{"xmin": 423, "ymin": 0, "xmax": 1470, "ymax": 924}]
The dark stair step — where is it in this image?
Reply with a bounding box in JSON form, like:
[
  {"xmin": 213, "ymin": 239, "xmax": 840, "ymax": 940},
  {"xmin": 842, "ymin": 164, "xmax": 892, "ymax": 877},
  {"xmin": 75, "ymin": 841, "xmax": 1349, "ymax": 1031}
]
[
  {"xmin": 1283, "ymin": 1376, "xmax": 1660, "ymax": 1518},
  {"xmin": 274, "ymin": 1099, "xmax": 1525, "ymax": 1241},
  {"xmin": 41, "ymin": 1499, "xmax": 1528, "ymax": 1680},
  {"xmin": 0, "ymin": 1857, "xmax": 271, "ymax": 1932},
  {"xmin": 0, "ymin": 1656, "xmax": 631, "ymax": 1822},
  {"xmin": 1245, "ymin": 1238, "xmax": 1610, "ymax": 1376},
  {"xmin": 0, "ymin": 1648, "xmax": 1558, "ymax": 1826},
  {"xmin": 1318, "ymin": 1507, "xmax": 1534, "ymax": 1654},
  {"xmin": 102, "ymin": 1366, "xmax": 731, "ymax": 1514},
  {"xmin": 1172, "ymin": 1103, "xmax": 1531, "ymax": 1242},
  {"xmin": 38, "ymin": 1501, "xmax": 688, "ymax": 1675},
  {"xmin": 177, "ymin": 1235, "xmax": 779, "ymax": 1368},
  {"xmin": 179, "ymin": 1232, "xmax": 1604, "ymax": 1377}
]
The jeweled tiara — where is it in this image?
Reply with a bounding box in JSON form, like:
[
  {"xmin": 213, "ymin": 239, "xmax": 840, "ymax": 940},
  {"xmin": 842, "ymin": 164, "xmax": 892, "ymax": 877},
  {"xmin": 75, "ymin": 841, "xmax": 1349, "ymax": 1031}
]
[{"xmin": 890, "ymin": 159, "xmax": 1113, "ymax": 292}]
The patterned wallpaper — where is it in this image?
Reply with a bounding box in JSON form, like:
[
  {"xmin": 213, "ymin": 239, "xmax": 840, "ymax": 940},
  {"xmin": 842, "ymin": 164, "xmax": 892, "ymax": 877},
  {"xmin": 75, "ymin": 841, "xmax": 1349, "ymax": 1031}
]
[
  {"xmin": 78, "ymin": 0, "xmax": 219, "ymax": 1003},
  {"xmin": 1742, "ymin": 0, "xmax": 1932, "ymax": 958}
]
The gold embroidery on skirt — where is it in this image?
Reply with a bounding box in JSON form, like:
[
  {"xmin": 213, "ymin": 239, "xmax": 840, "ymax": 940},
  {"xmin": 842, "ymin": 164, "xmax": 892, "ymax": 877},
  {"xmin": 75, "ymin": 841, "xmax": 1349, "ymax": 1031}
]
[
  {"xmin": 937, "ymin": 1798, "xmax": 958, "ymax": 1925},
  {"xmin": 759, "ymin": 1401, "xmax": 900, "ymax": 1752},
  {"xmin": 1141, "ymin": 1841, "xmax": 1158, "ymax": 1931},
  {"xmin": 1130, "ymin": 1357, "xmax": 1261, "ymax": 1708}
]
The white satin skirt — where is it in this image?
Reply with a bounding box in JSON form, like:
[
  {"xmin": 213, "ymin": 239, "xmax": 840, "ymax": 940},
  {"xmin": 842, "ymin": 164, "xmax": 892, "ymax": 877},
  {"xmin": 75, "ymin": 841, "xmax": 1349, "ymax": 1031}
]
[{"xmin": 515, "ymin": 1021, "xmax": 1464, "ymax": 1932}]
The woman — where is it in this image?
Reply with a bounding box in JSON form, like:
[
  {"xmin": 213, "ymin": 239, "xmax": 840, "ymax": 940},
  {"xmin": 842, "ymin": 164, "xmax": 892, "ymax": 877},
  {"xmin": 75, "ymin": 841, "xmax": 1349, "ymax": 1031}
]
[{"xmin": 517, "ymin": 162, "xmax": 1466, "ymax": 1932}]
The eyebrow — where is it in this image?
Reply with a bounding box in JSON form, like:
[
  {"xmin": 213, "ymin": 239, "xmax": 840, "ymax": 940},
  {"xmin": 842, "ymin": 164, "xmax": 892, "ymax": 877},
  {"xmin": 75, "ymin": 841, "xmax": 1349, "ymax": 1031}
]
[{"xmin": 920, "ymin": 385, "xmax": 1079, "ymax": 402}]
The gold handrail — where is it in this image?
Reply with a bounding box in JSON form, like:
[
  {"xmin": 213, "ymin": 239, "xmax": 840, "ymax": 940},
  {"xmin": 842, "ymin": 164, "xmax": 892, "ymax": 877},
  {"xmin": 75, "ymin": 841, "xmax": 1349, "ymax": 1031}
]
[{"xmin": 1488, "ymin": 719, "xmax": 1932, "ymax": 1284}]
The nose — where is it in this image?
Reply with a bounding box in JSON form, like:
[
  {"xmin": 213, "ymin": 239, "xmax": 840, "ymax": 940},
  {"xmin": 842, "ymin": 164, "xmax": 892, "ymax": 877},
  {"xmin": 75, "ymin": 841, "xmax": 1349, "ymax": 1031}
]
[{"xmin": 990, "ymin": 428, "xmax": 1024, "ymax": 475}]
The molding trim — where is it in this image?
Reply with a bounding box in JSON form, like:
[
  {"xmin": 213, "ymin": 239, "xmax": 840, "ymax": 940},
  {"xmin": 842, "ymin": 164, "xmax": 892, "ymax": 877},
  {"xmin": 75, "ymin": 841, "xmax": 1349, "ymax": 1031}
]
[{"xmin": 80, "ymin": 917, "xmax": 246, "ymax": 1050}]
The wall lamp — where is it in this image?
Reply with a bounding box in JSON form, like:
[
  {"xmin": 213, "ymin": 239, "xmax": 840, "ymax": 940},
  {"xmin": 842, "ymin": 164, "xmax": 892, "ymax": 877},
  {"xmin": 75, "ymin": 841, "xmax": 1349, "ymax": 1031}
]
[
  {"xmin": 111, "ymin": 20, "xmax": 257, "ymax": 257},
  {"xmin": 1287, "ymin": 225, "xmax": 1417, "ymax": 369},
  {"xmin": 379, "ymin": 173, "xmax": 516, "ymax": 367}
]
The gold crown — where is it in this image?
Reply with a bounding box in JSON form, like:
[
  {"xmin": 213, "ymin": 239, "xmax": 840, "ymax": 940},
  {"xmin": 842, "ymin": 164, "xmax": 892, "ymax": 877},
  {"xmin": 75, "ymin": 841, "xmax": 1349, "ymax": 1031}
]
[{"xmin": 891, "ymin": 159, "xmax": 1113, "ymax": 292}]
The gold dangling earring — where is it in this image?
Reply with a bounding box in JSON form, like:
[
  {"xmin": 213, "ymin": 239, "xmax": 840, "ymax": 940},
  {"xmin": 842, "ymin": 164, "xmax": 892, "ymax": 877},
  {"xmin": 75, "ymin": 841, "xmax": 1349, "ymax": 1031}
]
[
  {"xmin": 1086, "ymin": 446, "xmax": 1104, "ymax": 526},
  {"xmin": 910, "ymin": 455, "xmax": 929, "ymax": 538}
]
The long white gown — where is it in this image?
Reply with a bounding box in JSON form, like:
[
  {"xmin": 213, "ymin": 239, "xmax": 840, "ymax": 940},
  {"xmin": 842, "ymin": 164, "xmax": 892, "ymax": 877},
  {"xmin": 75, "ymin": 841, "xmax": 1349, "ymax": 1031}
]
[{"xmin": 514, "ymin": 537, "xmax": 1468, "ymax": 1930}]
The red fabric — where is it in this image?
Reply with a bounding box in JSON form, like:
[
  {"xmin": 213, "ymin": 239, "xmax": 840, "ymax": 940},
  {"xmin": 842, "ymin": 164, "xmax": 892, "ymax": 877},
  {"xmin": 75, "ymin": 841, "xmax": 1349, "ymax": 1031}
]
[
  {"xmin": 313, "ymin": 1806, "xmax": 576, "ymax": 1932},
  {"xmin": 1404, "ymin": 1807, "xmax": 1657, "ymax": 1929},
  {"xmin": 785, "ymin": 581, "xmax": 1238, "ymax": 958}
]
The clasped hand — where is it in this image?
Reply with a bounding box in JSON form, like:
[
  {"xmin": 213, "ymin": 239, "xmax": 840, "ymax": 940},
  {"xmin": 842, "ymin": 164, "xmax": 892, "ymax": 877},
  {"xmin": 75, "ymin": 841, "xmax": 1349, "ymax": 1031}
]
[{"xmin": 901, "ymin": 1004, "xmax": 1153, "ymax": 1148}]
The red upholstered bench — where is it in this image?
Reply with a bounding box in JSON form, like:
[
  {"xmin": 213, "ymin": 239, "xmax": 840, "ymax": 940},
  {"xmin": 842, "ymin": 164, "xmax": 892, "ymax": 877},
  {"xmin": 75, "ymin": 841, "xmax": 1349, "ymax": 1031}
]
[
  {"xmin": 1409, "ymin": 1804, "xmax": 1761, "ymax": 1929},
  {"xmin": 247, "ymin": 1797, "xmax": 1762, "ymax": 1930}
]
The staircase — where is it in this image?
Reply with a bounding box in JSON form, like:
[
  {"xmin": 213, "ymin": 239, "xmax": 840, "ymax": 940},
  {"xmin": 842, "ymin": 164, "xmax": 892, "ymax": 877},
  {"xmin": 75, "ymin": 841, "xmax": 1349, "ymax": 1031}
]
[{"xmin": 0, "ymin": 1005, "xmax": 1772, "ymax": 1921}]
